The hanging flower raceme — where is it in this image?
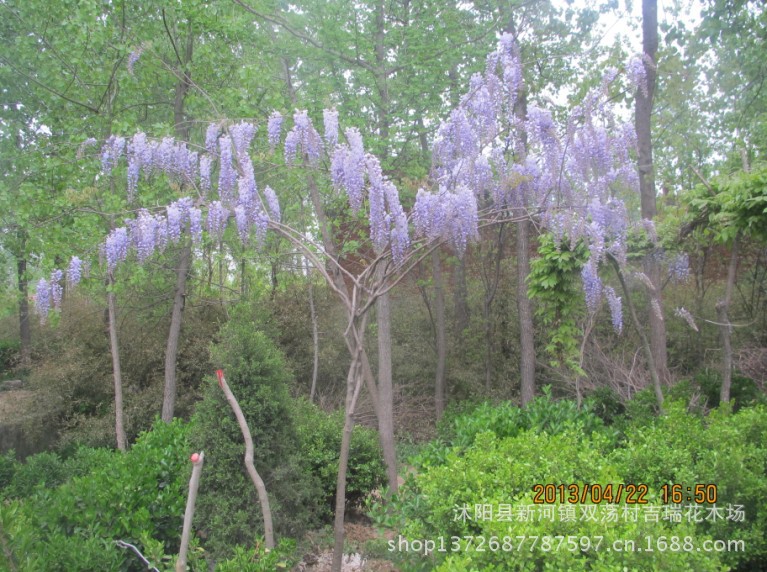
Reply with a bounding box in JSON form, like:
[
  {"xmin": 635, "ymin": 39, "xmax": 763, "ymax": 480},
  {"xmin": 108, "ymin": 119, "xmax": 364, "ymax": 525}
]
[
  {"xmin": 581, "ymin": 260, "xmax": 602, "ymax": 313},
  {"xmin": 330, "ymin": 128, "xmax": 366, "ymax": 212},
  {"xmin": 67, "ymin": 256, "xmax": 82, "ymax": 287},
  {"xmin": 35, "ymin": 278, "xmax": 51, "ymax": 322},
  {"xmin": 267, "ymin": 112, "xmax": 283, "ymax": 150},
  {"xmin": 206, "ymin": 201, "xmax": 229, "ymax": 242},
  {"xmin": 263, "ymin": 186, "xmax": 281, "ymax": 222},
  {"xmin": 412, "ymin": 185, "xmax": 478, "ymax": 257},
  {"xmin": 105, "ymin": 227, "xmax": 130, "ymax": 272},
  {"xmin": 50, "ymin": 270, "xmax": 63, "ymax": 311},
  {"xmin": 284, "ymin": 110, "xmax": 322, "ymax": 165},
  {"xmin": 101, "ymin": 135, "xmax": 125, "ymax": 175},
  {"xmin": 323, "ymin": 108, "xmax": 339, "ymax": 148},
  {"xmin": 605, "ymin": 286, "xmax": 623, "ymax": 334}
]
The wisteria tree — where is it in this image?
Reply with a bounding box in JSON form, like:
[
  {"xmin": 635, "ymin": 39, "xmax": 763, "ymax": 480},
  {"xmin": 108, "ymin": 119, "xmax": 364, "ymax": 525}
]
[{"xmin": 33, "ymin": 32, "xmax": 679, "ymax": 571}]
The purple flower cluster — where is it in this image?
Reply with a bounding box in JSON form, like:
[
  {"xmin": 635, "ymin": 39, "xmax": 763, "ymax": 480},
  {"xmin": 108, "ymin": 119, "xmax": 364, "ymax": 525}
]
[
  {"xmin": 604, "ymin": 286, "xmax": 622, "ymax": 334},
  {"xmin": 284, "ymin": 110, "xmax": 322, "ymax": 165},
  {"xmin": 105, "ymin": 227, "xmax": 130, "ymax": 272},
  {"xmin": 113, "ymin": 132, "xmax": 202, "ymax": 200},
  {"xmin": 35, "ymin": 278, "xmax": 51, "ymax": 322},
  {"xmin": 67, "ymin": 256, "xmax": 82, "ymax": 286},
  {"xmin": 267, "ymin": 111, "xmax": 283, "ymax": 149},
  {"xmin": 263, "ymin": 186, "xmax": 280, "ymax": 222},
  {"xmin": 668, "ymin": 252, "xmax": 690, "ymax": 283},
  {"xmin": 50, "ymin": 269, "xmax": 63, "ymax": 310},
  {"xmin": 218, "ymin": 135, "xmax": 236, "ymax": 204},
  {"xmin": 101, "ymin": 135, "xmax": 125, "ymax": 175},
  {"xmin": 166, "ymin": 198, "xmax": 200, "ymax": 244},
  {"xmin": 331, "ymin": 128, "xmax": 366, "ymax": 211},
  {"xmin": 199, "ymin": 154, "xmax": 212, "ymax": 193},
  {"xmin": 581, "ymin": 260, "xmax": 602, "ymax": 313},
  {"xmin": 323, "ymin": 108, "xmax": 339, "ymax": 148},
  {"xmin": 130, "ymin": 209, "xmax": 164, "ymax": 261},
  {"xmin": 626, "ymin": 54, "xmax": 649, "ymax": 98},
  {"xmin": 412, "ymin": 185, "xmax": 478, "ymax": 256},
  {"xmin": 205, "ymin": 123, "xmax": 220, "ymax": 155},
  {"xmin": 206, "ymin": 201, "xmax": 229, "ymax": 242},
  {"xmin": 229, "ymin": 122, "xmax": 257, "ymax": 157}
]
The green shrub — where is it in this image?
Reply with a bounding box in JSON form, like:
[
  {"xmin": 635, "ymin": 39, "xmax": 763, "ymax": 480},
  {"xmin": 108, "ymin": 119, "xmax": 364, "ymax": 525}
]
[
  {"xmin": 6, "ymin": 451, "xmax": 66, "ymax": 498},
  {"xmin": 588, "ymin": 386, "xmax": 626, "ymax": 426},
  {"xmin": 612, "ymin": 402, "xmax": 767, "ymax": 570},
  {"xmin": 190, "ymin": 315, "xmax": 321, "ymax": 560},
  {"xmin": 694, "ymin": 368, "xmax": 765, "ymax": 410},
  {"xmin": 0, "ymin": 449, "xmax": 17, "ymax": 493},
  {"xmin": 392, "ymin": 427, "xmax": 723, "ymax": 571},
  {"xmin": 190, "ymin": 311, "xmax": 386, "ymax": 562},
  {"xmin": 387, "ymin": 400, "xmax": 766, "ymax": 571},
  {"xmin": 293, "ymin": 397, "xmax": 385, "ymax": 513},
  {"xmin": 60, "ymin": 446, "xmax": 114, "ymax": 480},
  {"xmin": 444, "ymin": 388, "xmax": 606, "ymax": 447},
  {"xmin": 0, "ymin": 418, "xmax": 191, "ymax": 571}
]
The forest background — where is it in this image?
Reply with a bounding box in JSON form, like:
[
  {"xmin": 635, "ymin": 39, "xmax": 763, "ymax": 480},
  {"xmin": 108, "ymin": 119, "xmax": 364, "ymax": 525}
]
[{"xmin": 0, "ymin": 0, "xmax": 766, "ymax": 570}]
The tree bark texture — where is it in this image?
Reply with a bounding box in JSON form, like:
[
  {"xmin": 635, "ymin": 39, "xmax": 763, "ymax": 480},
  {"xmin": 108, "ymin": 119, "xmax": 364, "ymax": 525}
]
[
  {"xmin": 308, "ymin": 262, "xmax": 320, "ymax": 402},
  {"xmin": 107, "ymin": 276, "xmax": 127, "ymax": 451},
  {"xmin": 376, "ymin": 264, "xmax": 398, "ymax": 493},
  {"xmin": 332, "ymin": 325, "xmax": 367, "ymax": 572},
  {"xmin": 433, "ymin": 250, "xmax": 447, "ymax": 419},
  {"xmin": 161, "ymin": 244, "xmax": 191, "ymax": 422},
  {"xmin": 637, "ymin": 0, "xmax": 669, "ymax": 382},
  {"xmin": 482, "ymin": 225, "xmax": 505, "ymax": 393},
  {"xmin": 517, "ymin": 219, "xmax": 536, "ymax": 406}
]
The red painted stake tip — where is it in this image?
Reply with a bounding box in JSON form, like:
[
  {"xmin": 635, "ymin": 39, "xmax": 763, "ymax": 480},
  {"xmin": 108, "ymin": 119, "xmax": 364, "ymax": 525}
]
[
  {"xmin": 216, "ymin": 369, "xmax": 225, "ymax": 388},
  {"xmin": 190, "ymin": 452, "xmax": 200, "ymax": 463}
]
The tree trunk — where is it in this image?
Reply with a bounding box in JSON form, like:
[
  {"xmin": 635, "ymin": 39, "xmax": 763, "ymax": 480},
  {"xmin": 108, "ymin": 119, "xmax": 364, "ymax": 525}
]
[
  {"xmin": 517, "ymin": 218, "xmax": 536, "ymax": 406},
  {"xmin": 332, "ymin": 323, "xmax": 367, "ymax": 572},
  {"xmin": 482, "ymin": 225, "xmax": 506, "ymax": 393},
  {"xmin": 161, "ymin": 244, "xmax": 191, "ymax": 422},
  {"xmin": 308, "ymin": 260, "xmax": 320, "ymax": 402},
  {"xmin": 433, "ymin": 250, "xmax": 447, "ymax": 419},
  {"xmin": 17, "ymin": 255, "xmax": 31, "ymax": 368},
  {"xmin": 718, "ymin": 234, "xmax": 740, "ymax": 404},
  {"xmin": 217, "ymin": 372, "xmax": 275, "ymax": 548},
  {"xmin": 161, "ymin": 22, "xmax": 195, "ymax": 422},
  {"xmin": 107, "ymin": 275, "xmax": 127, "ymax": 451},
  {"xmin": 376, "ymin": 264, "xmax": 398, "ymax": 493},
  {"xmin": 637, "ymin": 0, "xmax": 668, "ymax": 382}
]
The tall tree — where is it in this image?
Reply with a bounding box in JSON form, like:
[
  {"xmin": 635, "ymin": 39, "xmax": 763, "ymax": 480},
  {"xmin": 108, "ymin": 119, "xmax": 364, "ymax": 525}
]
[{"xmin": 636, "ymin": 0, "xmax": 669, "ymax": 382}]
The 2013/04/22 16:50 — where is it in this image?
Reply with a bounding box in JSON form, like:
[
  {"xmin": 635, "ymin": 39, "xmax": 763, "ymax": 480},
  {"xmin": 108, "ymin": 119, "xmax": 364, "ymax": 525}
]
[{"xmin": 531, "ymin": 483, "xmax": 719, "ymax": 504}]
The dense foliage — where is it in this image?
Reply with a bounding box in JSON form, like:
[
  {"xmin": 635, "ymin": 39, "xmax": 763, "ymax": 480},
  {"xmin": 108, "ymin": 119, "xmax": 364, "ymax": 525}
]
[
  {"xmin": 382, "ymin": 400, "xmax": 766, "ymax": 571},
  {"xmin": 0, "ymin": 419, "xmax": 191, "ymax": 570},
  {"xmin": 189, "ymin": 306, "xmax": 385, "ymax": 561},
  {"xmin": 1, "ymin": 0, "xmax": 766, "ymax": 569}
]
